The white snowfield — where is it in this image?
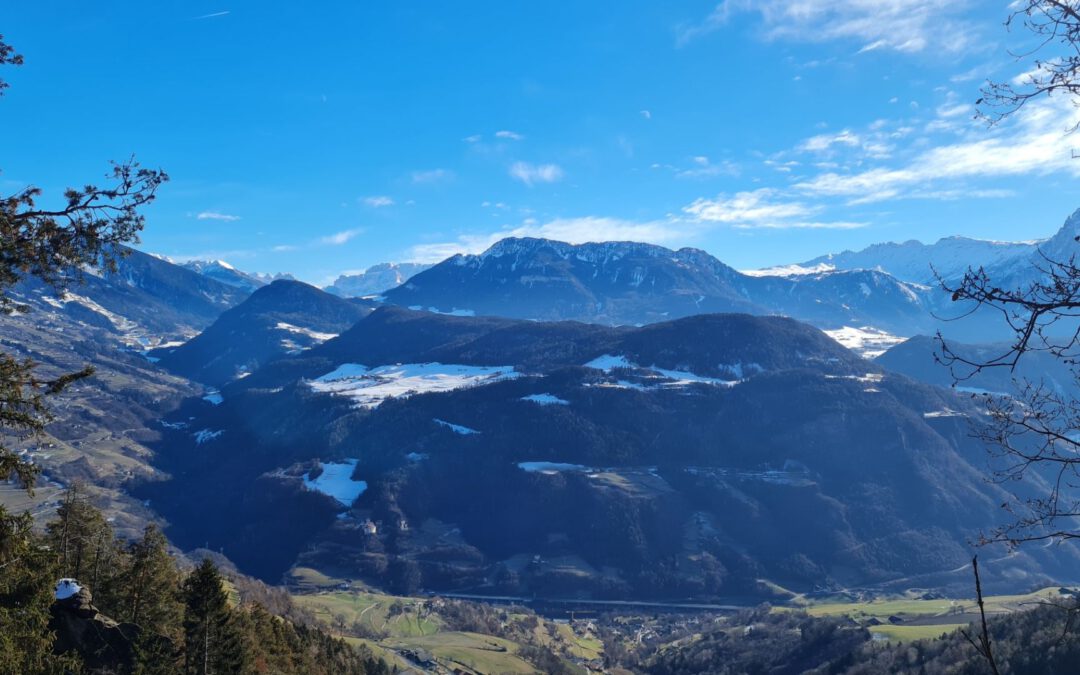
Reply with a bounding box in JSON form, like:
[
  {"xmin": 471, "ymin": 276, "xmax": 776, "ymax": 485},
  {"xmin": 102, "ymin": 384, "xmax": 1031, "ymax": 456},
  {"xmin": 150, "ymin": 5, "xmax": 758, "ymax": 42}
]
[
  {"xmin": 741, "ymin": 263, "xmax": 837, "ymax": 277},
  {"xmin": 517, "ymin": 461, "xmax": 593, "ymax": 474},
  {"xmin": 303, "ymin": 459, "xmax": 367, "ymax": 506},
  {"xmin": 275, "ymin": 322, "xmax": 339, "ymax": 342},
  {"xmin": 309, "ymin": 362, "xmax": 520, "ymax": 409},
  {"xmin": 193, "ymin": 429, "xmax": 223, "ymax": 444},
  {"xmin": 823, "ymin": 326, "xmax": 906, "ymax": 359},
  {"xmin": 583, "ymin": 354, "xmax": 740, "ymax": 388},
  {"xmin": 924, "ymin": 409, "xmax": 966, "ymax": 419},
  {"xmin": 202, "ymin": 390, "xmax": 223, "ymax": 405},
  {"xmin": 434, "ymin": 418, "xmax": 479, "ymax": 434},
  {"xmin": 520, "ymin": 393, "xmax": 570, "ymax": 406},
  {"xmin": 826, "ymin": 373, "xmax": 884, "ymax": 384}
]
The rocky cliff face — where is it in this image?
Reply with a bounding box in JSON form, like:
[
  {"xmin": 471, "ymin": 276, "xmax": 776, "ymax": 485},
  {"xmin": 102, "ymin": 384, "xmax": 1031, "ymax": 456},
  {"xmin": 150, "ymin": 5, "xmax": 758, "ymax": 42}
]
[{"xmin": 49, "ymin": 584, "xmax": 155, "ymax": 673}]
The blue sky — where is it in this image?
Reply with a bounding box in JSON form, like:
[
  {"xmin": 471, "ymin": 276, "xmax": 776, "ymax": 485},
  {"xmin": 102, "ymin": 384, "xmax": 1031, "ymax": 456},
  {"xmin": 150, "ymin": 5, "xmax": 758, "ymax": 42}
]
[{"xmin": 3, "ymin": 1, "xmax": 1080, "ymax": 284}]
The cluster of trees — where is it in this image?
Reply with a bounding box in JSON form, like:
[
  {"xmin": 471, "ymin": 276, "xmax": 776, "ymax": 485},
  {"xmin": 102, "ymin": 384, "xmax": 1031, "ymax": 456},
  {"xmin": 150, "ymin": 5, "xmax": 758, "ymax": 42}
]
[
  {"xmin": 636, "ymin": 599, "xmax": 1080, "ymax": 675},
  {"xmin": 0, "ymin": 485, "xmax": 389, "ymax": 674}
]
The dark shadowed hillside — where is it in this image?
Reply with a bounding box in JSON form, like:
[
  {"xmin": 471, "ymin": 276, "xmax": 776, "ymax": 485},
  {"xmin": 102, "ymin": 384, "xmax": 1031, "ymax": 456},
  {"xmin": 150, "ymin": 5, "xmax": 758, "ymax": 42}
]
[
  {"xmin": 141, "ymin": 307, "xmax": 1080, "ymax": 598},
  {"xmin": 155, "ymin": 279, "xmax": 371, "ymax": 386}
]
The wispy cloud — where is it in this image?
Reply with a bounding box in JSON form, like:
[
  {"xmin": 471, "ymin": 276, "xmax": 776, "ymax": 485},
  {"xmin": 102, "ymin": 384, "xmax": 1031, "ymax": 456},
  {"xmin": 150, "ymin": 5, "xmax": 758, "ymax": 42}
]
[
  {"xmin": 363, "ymin": 195, "xmax": 395, "ymax": 208},
  {"xmin": 640, "ymin": 109, "xmax": 652, "ymax": 120},
  {"xmin": 194, "ymin": 10, "xmax": 230, "ymax": 20},
  {"xmin": 407, "ymin": 216, "xmax": 688, "ymax": 262},
  {"xmin": 678, "ymin": 0, "xmax": 978, "ymax": 53},
  {"xmin": 411, "ymin": 168, "xmax": 455, "ymax": 184},
  {"xmin": 196, "ymin": 211, "xmax": 241, "ymax": 222},
  {"xmin": 319, "ymin": 228, "xmax": 363, "ymax": 246},
  {"xmin": 683, "ymin": 188, "xmax": 864, "ymax": 229},
  {"xmin": 509, "ymin": 162, "xmax": 564, "ymax": 186},
  {"xmin": 675, "ymin": 156, "xmax": 740, "ymax": 179},
  {"xmin": 797, "ymin": 128, "xmax": 893, "ymax": 159},
  {"xmin": 495, "ymin": 130, "xmax": 525, "ymax": 141},
  {"xmin": 794, "ymin": 98, "xmax": 1080, "ymax": 203}
]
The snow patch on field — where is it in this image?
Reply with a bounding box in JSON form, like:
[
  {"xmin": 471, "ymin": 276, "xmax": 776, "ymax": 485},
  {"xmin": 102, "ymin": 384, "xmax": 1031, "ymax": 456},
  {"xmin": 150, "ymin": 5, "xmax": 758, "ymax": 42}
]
[
  {"xmin": 583, "ymin": 355, "xmax": 739, "ymax": 388},
  {"xmin": 275, "ymin": 322, "xmax": 339, "ymax": 342},
  {"xmin": 304, "ymin": 459, "xmax": 367, "ymax": 506},
  {"xmin": 518, "ymin": 461, "xmax": 593, "ymax": 475},
  {"xmin": 956, "ymin": 386, "xmax": 1012, "ymax": 398},
  {"xmin": 826, "ymin": 373, "xmax": 884, "ymax": 384},
  {"xmin": 309, "ymin": 362, "xmax": 519, "ymax": 408},
  {"xmin": 583, "ymin": 354, "xmax": 635, "ymax": 372},
  {"xmin": 924, "ymin": 409, "xmax": 965, "ymax": 419},
  {"xmin": 434, "ymin": 418, "xmax": 479, "ymax": 435},
  {"xmin": 193, "ymin": 429, "xmax": 223, "ymax": 444},
  {"xmin": 651, "ymin": 367, "xmax": 739, "ymax": 388},
  {"xmin": 520, "ymin": 393, "xmax": 570, "ymax": 406},
  {"xmin": 823, "ymin": 326, "xmax": 906, "ymax": 359},
  {"xmin": 202, "ymin": 390, "xmax": 223, "ymax": 405}
]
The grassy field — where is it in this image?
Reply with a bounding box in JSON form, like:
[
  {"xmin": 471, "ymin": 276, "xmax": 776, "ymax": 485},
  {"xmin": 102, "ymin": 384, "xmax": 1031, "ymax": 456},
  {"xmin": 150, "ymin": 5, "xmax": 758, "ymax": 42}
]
[
  {"xmin": 797, "ymin": 587, "xmax": 1068, "ymax": 643},
  {"xmin": 384, "ymin": 631, "xmax": 540, "ymax": 674},
  {"xmin": 292, "ymin": 586, "xmax": 601, "ymax": 673},
  {"xmin": 868, "ymin": 623, "xmax": 965, "ymax": 642},
  {"xmin": 802, "ymin": 587, "xmax": 1061, "ymax": 620},
  {"xmin": 293, "ymin": 590, "xmax": 443, "ymax": 638},
  {"xmin": 555, "ymin": 622, "xmax": 604, "ymax": 660}
]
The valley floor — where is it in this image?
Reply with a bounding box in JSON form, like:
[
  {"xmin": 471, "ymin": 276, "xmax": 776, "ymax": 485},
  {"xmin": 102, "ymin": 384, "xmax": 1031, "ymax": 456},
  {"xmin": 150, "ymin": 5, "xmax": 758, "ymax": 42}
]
[{"xmin": 287, "ymin": 563, "xmax": 1078, "ymax": 674}]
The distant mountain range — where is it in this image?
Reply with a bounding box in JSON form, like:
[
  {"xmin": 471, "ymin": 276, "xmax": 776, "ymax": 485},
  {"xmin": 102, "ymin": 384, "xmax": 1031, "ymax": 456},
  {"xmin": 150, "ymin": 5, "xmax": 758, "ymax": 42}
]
[
  {"xmin": 180, "ymin": 259, "xmax": 294, "ymax": 294},
  {"xmin": 779, "ymin": 208, "xmax": 1080, "ymax": 288},
  {"xmin": 792, "ymin": 237, "xmax": 1037, "ymax": 285},
  {"xmin": 382, "ymin": 238, "xmax": 932, "ymax": 335},
  {"xmin": 325, "ymin": 262, "xmax": 432, "ymax": 298}
]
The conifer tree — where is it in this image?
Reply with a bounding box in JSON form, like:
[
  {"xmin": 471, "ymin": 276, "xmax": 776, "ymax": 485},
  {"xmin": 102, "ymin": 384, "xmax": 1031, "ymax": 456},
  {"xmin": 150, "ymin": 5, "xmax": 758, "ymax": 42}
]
[
  {"xmin": 0, "ymin": 509, "xmax": 74, "ymax": 675},
  {"xmin": 182, "ymin": 559, "xmax": 243, "ymax": 675},
  {"xmin": 45, "ymin": 483, "xmax": 111, "ymax": 581},
  {"xmin": 125, "ymin": 525, "xmax": 185, "ymax": 674}
]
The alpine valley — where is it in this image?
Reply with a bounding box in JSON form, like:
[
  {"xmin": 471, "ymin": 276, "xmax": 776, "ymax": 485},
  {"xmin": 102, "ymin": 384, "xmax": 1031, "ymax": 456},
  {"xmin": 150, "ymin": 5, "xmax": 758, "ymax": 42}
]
[{"xmin": 9, "ymin": 210, "xmax": 1080, "ymax": 609}]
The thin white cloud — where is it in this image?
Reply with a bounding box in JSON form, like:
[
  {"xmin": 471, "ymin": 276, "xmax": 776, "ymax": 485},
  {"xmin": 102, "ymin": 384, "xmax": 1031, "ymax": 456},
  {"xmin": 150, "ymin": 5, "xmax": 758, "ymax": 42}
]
[
  {"xmin": 194, "ymin": 10, "xmax": 230, "ymax": 20},
  {"xmin": 678, "ymin": 0, "xmax": 977, "ymax": 54},
  {"xmin": 683, "ymin": 188, "xmax": 864, "ymax": 229},
  {"xmin": 495, "ymin": 130, "xmax": 525, "ymax": 141},
  {"xmin": 319, "ymin": 228, "xmax": 363, "ymax": 246},
  {"xmin": 363, "ymin": 196, "xmax": 395, "ymax": 208},
  {"xmin": 411, "ymin": 169, "xmax": 455, "ymax": 184},
  {"xmin": 797, "ymin": 128, "xmax": 893, "ymax": 159},
  {"xmin": 795, "ymin": 98, "xmax": 1080, "ymax": 203},
  {"xmin": 676, "ymin": 156, "xmax": 740, "ymax": 179},
  {"xmin": 196, "ymin": 211, "xmax": 241, "ymax": 222},
  {"xmin": 640, "ymin": 109, "xmax": 652, "ymax": 120},
  {"xmin": 463, "ymin": 134, "xmax": 482, "ymax": 143},
  {"xmin": 509, "ymin": 162, "xmax": 564, "ymax": 186}
]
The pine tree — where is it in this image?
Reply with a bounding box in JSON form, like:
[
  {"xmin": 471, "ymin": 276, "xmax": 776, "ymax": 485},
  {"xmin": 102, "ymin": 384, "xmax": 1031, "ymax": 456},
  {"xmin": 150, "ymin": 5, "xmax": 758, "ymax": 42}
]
[
  {"xmin": 125, "ymin": 525, "xmax": 184, "ymax": 674},
  {"xmin": 182, "ymin": 559, "xmax": 243, "ymax": 675},
  {"xmin": 0, "ymin": 507, "xmax": 75, "ymax": 674},
  {"xmin": 45, "ymin": 483, "xmax": 111, "ymax": 580}
]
